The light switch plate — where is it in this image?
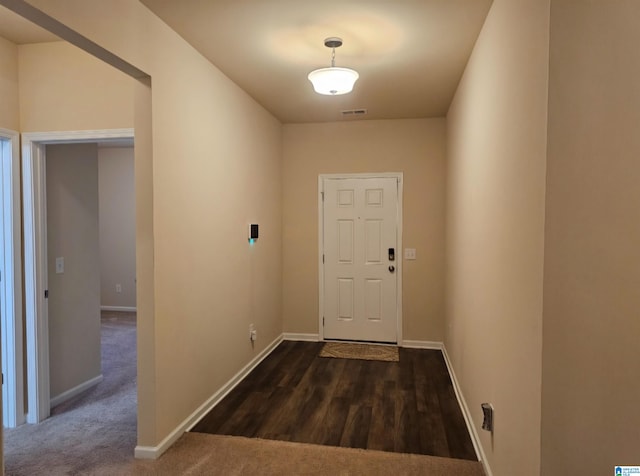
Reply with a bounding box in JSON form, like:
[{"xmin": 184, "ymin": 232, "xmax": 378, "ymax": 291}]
[
  {"xmin": 55, "ymin": 257, "xmax": 64, "ymax": 274},
  {"xmin": 404, "ymin": 248, "xmax": 416, "ymax": 260}
]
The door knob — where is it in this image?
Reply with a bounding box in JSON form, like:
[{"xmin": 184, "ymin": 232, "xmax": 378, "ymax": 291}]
[{"xmin": 388, "ymin": 265, "xmax": 395, "ymax": 273}]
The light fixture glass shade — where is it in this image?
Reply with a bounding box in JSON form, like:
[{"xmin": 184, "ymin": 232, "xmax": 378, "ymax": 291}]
[{"xmin": 307, "ymin": 67, "xmax": 359, "ymax": 95}]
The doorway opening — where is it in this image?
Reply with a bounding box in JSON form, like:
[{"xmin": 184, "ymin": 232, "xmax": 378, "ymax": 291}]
[{"xmin": 21, "ymin": 129, "xmax": 135, "ymax": 423}]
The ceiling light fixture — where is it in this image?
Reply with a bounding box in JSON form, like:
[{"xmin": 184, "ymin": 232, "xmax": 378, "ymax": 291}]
[{"xmin": 308, "ymin": 37, "xmax": 359, "ymax": 96}]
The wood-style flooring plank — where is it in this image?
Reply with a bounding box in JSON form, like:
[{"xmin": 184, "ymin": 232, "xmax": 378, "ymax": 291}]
[
  {"xmin": 253, "ymin": 386, "xmax": 294, "ymax": 439},
  {"xmin": 316, "ymin": 397, "xmax": 350, "ymax": 447},
  {"xmin": 364, "ymin": 379, "xmax": 390, "ymax": 452},
  {"xmin": 339, "ymin": 404, "xmax": 373, "ymax": 449},
  {"xmin": 191, "ymin": 341, "xmax": 478, "ymax": 461},
  {"xmin": 439, "ymin": 383, "xmax": 478, "ymax": 460}
]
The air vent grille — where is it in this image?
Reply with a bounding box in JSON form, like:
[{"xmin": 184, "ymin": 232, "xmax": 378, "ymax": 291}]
[{"xmin": 341, "ymin": 109, "xmax": 368, "ymax": 117}]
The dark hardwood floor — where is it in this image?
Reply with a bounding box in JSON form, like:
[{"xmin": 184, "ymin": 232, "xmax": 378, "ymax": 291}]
[{"xmin": 191, "ymin": 340, "xmax": 477, "ymax": 461}]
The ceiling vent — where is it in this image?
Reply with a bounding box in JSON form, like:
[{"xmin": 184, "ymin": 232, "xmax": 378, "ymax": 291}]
[{"xmin": 341, "ymin": 108, "xmax": 368, "ymax": 117}]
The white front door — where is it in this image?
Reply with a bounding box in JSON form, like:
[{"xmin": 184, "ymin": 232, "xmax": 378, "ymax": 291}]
[{"xmin": 322, "ymin": 177, "xmax": 399, "ymax": 343}]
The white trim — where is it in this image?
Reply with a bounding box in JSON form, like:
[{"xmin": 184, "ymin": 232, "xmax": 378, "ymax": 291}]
[
  {"xmin": 283, "ymin": 333, "xmax": 320, "ymax": 342},
  {"xmin": 22, "ymin": 140, "xmax": 50, "ymax": 423},
  {"xmin": 318, "ymin": 176, "xmax": 324, "ymax": 340},
  {"xmin": 100, "ymin": 306, "xmax": 137, "ymax": 313},
  {"xmin": 0, "ymin": 128, "xmax": 24, "ymax": 427},
  {"xmin": 318, "ymin": 173, "xmax": 403, "ymax": 344},
  {"xmin": 401, "ymin": 340, "xmax": 443, "ymax": 350},
  {"xmin": 135, "ymin": 333, "xmax": 284, "ymax": 460},
  {"xmin": 133, "ymin": 444, "xmax": 160, "ymax": 460},
  {"xmin": 22, "ymin": 128, "xmax": 135, "ymax": 424},
  {"xmin": 23, "ymin": 128, "xmax": 135, "ymax": 144},
  {"xmin": 319, "ymin": 173, "xmax": 405, "ymax": 180},
  {"xmin": 50, "ymin": 374, "xmax": 103, "ymax": 408},
  {"xmin": 441, "ymin": 345, "xmax": 492, "ymax": 476}
]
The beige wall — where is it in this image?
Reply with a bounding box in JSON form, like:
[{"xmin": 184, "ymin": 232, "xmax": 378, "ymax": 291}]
[
  {"xmin": 445, "ymin": 0, "xmax": 550, "ymax": 474},
  {"xmin": 16, "ymin": 1, "xmax": 283, "ymax": 448},
  {"xmin": 0, "ymin": 35, "xmax": 19, "ymax": 130},
  {"xmin": 18, "ymin": 41, "xmax": 134, "ymax": 132},
  {"xmin": 98, "ymin": 146, "xmax": 136, "ymax": 309},
  {"xmin": 542, "ymin": 1, "xmax": 640, "ymax": 474},
  {"xmin": 283, "ymin": 119, "xmax": 446, "ymax": 342},
  {"xmin": 46, "ymin": 143, "xmax": 101, "ymax": 399}
]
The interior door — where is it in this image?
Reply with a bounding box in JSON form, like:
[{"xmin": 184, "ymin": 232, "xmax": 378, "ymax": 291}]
[{"xmin": 322, "ymin": 177, "xmax": 398, "ymax": 343}]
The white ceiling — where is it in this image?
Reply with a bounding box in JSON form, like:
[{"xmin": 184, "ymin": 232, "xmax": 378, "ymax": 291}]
[{"xmin": 1, "ymin": 0, "xmax": 493, "ymax": 124}]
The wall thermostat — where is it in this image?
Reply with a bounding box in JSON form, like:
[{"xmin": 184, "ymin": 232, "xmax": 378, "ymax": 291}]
[{"xmin": 249, "ymin": 224, "xmax": 259, "ymax": 242}]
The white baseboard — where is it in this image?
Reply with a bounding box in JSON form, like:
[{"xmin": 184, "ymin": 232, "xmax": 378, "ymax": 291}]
[
  {"xmin": 50, "ymin": 374, "xmax": 103, "ymax": 408},
  {"xmin": 441, "ymin": 345, "xmax": 493, "ymax": 476},
  {"xmin": 283, "ymin": 332, "xmax": 320, "ymax": 342},
  {"xmin": 101, "ymin": 306, "xmax": 137, "ymax": 312},
  {"xmin": 134, "ymin": 333, "xmax": 284, "ymax": 460},
  {"xmin": 401, "ymin": 340, "xmax": 443, "ymax": 350},
  {"xmin": 133, "ymin": 445, "xmax": 158, "ymax": 460}
]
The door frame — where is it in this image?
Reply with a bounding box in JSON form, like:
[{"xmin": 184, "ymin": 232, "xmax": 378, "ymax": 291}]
[
  {"xmin": 0, "ymin": 128, "xmax": 24, "ymax": 428},
  {"xmin": 22, "ymin": 128, "xmax": 134, "ymax": 423},
  {"xmin": 318, "ymin": 172, "xmax": 403, "ymax": 344}
]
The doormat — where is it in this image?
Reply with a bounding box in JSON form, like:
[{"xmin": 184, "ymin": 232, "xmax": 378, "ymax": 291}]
[{"xmin": 319, "ymin": 342, "xmax": 399, "ymax": 362}]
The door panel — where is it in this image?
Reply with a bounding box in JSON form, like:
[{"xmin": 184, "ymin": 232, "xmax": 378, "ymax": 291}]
[
  {"xmin": 323, "ymin": 177, "xmax": 398, "ymax": 343},
  {"xmin": 364, "ymin": 219, "xmax": 382, "ymax": 263},
  {"xmin": 338, "ymin": 220, "xmax": 354, "ymax": 262},
  {"xmin": 364, "ymin": 279, "xmax": 382, "ymax": 321},
  {"xmin": 338, "ymin": 278, "xmax": 354, "ymax": 320}
]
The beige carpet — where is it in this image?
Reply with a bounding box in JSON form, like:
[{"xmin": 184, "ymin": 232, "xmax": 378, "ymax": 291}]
[
  {"xmin": 114, "ymin": 433, "xmax": 485, "ymax": 476},
  {"xmin": 5, "ymin": 312, "xmax": 138, "ymax": 476},
  {"xmin": 319, "ymin": 341, "xmax": 399, "ymax": 362}
]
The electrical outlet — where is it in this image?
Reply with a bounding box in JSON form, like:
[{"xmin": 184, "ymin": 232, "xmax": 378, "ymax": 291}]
[
  {"xmin": 249, "ymin": 324, "xmax": 256, "ymax": 341},
  {"xmin": 115, "ymin": 284, "xmax": 122, "ymax": 293},
  {"xmin": 481, "ymin": 403, "xmax": 494, "ymax": 432}
]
